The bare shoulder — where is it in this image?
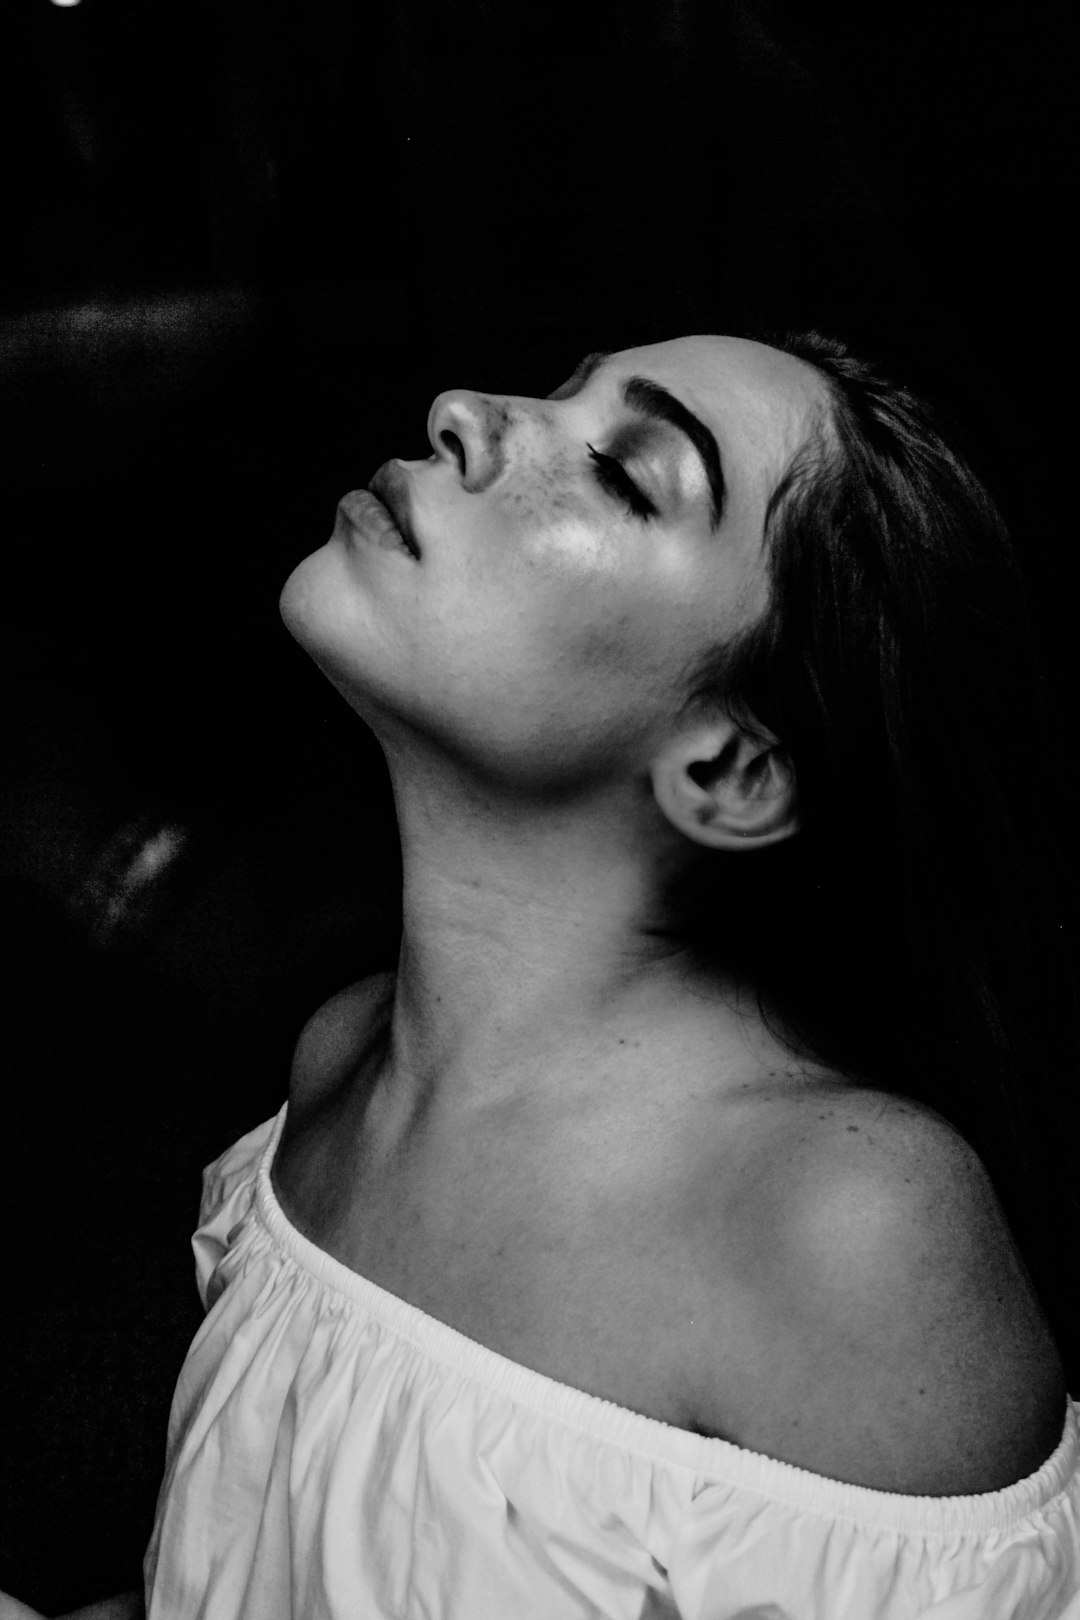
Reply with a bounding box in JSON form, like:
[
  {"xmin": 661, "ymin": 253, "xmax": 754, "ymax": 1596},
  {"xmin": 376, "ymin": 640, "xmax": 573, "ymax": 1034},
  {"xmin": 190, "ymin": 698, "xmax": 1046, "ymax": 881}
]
[
  {"xmin": 288, "ymin": 971, "xmax": 395, "ymax": 1114},
  {"xmin": 693, "ymin": 1085, "xmax": 1067, "ymax": 1493}
]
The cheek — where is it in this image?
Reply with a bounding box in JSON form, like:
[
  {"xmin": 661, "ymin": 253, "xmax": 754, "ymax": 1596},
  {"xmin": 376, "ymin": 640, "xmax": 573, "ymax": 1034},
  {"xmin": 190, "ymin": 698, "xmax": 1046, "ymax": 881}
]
[
  {"xmin": 499, "ymin": 505, "xmax": 710, "ymax": 686},
  {"xmin": 479, "ymin": 483, "xmax": 612, "ymax": 623},
  {"xmin": 494, "ymin": 448, "xmax": 629, "ymax": 577},
  {"xmin": 498, "ymin": 466, "xmax": 608, "ymax": 567}
]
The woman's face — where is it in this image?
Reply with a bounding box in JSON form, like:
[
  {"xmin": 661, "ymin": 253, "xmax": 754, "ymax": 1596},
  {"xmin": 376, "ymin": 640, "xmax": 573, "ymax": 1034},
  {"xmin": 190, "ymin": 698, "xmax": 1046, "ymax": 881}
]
[{"xmin": 280, "ymin": 335, "xmax": 824, "ymax": 790}]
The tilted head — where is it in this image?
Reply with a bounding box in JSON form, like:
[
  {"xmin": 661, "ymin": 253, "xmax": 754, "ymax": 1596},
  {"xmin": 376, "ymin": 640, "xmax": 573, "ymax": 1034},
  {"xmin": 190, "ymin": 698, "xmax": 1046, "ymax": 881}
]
[
  {"xmin": 280, "ymin": 330, "xmax": 1076, "ymax": 1360},
  {"xmin": 280, "ymin": 334, "xmax": 830, "ymax": 851}
]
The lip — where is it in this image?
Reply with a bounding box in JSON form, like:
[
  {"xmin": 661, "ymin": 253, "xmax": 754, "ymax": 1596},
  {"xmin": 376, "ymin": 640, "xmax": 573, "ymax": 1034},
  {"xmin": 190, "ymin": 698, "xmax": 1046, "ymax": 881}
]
[
  {"xmin": 335, "ymin": 490, "xmax": 415, "ymax": 559},
  {"xmin": 366, "ymin": 461, "xmax": 422, "ymax": 559}
]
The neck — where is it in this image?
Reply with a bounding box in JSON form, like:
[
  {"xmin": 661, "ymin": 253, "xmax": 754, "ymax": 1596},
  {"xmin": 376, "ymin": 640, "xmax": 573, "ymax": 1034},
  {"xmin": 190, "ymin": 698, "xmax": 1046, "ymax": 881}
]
[{"xmin": 370, "ymin": 756, "xmax": 778, "ymax": 1139}]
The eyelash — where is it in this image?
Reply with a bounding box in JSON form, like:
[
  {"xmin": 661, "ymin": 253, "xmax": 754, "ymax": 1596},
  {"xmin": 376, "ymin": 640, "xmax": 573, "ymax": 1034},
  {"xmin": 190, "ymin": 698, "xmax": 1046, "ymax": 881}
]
[{"xmin": 586, "ymin": 445, "xmax": 656, "ymax": 521}]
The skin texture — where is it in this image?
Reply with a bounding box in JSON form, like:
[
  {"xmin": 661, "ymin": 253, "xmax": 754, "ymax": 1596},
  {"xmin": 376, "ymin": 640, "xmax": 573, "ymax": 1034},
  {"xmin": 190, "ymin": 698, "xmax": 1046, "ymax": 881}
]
[
  {"xmin": 275, "ymin": 336, "xmax": 1066, "ymax": 1494},
  {"xmin": 279, "ymin": 336, "xmax": 824, "ymax": 1132},
  {"xmin": 279, "ymin": 336, "xmax": 823, "ymax": 798}
]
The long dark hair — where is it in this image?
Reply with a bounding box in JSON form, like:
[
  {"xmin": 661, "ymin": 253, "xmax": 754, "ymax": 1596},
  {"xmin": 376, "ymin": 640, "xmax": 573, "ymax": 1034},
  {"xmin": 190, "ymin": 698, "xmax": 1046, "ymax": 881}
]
[{"xmin": 688, "ymin": 331, "xmax": 1079, "ymax": 1380}]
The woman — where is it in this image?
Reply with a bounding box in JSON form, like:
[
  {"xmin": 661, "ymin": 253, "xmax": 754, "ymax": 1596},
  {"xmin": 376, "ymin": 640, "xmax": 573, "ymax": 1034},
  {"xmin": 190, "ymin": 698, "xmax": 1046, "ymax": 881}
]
[{"xmin": 13, "ymin": 332, "xmax": 1077, "ymax": 1618}]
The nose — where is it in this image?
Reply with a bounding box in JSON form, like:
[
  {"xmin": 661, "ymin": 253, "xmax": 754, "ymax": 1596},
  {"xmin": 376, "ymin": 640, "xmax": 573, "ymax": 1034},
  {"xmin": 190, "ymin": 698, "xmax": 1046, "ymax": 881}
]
[{"xmin": 426, "ymin": 389, "xmax": 509, "ymax": 493}]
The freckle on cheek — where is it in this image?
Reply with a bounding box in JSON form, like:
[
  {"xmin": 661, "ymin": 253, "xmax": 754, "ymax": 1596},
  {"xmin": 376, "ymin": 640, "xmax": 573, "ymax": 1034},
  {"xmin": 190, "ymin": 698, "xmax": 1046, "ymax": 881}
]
[{"xmin": 501, "ymin": 465, "xmax": 575, "ymax": 527}]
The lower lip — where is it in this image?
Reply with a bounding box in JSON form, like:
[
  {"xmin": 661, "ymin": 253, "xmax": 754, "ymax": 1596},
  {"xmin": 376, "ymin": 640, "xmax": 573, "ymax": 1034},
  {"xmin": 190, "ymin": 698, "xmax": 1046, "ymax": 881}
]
[{"xmin": 336, "ymin": 490, "xmax": 417, "ymax": 559}]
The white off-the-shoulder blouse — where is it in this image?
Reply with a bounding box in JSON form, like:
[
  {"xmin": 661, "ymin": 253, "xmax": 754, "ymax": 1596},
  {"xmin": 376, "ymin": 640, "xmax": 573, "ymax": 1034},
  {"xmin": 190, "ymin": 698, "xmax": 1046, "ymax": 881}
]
[{"xmin": 144, "ymin": 1106, "xmax": 1080, "ymax": 1619}]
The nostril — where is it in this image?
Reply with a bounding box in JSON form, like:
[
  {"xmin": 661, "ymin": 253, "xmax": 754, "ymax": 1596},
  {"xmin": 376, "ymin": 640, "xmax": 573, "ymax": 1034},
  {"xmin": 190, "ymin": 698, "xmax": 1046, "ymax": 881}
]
[{"xmin": 439, "ymin": 427, "xmax": 467, "ymax": 477}]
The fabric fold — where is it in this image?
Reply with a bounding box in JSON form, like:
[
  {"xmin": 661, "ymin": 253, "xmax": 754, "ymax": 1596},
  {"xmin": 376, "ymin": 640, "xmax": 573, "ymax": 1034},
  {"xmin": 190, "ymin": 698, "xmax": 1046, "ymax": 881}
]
[{"xmin": 145, "ymin": 1107, "xmax": 1080, "ymax": 1619}]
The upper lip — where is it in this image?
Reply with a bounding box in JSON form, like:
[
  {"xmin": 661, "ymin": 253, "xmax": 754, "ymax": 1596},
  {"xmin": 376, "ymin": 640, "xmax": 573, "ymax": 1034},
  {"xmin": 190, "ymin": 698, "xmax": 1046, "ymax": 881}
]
[{"xmin": 367, "ymin": 461, "xmax": 421, "ymax": 558}]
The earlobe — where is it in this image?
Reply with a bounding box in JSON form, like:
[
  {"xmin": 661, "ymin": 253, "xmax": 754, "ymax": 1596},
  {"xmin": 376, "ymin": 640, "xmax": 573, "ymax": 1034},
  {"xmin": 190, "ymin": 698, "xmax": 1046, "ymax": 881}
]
[{"xmin": 652, "ymin": 726, "xmax": 798, "ymax": 851}]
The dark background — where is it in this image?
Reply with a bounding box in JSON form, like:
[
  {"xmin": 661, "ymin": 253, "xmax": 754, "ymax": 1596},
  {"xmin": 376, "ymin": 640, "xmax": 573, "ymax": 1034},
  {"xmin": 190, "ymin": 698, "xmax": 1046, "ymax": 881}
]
[{"xmin": 0, "ymin": 0, "xmax": 1074, "ymax": 1609}]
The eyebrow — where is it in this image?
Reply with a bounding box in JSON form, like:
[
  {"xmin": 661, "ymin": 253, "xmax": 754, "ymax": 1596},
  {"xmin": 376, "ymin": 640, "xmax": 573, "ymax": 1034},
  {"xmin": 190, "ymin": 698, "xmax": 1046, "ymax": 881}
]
[{"xmin": 555, "ymin": 351, "xmax": 727, "ymax": 529}]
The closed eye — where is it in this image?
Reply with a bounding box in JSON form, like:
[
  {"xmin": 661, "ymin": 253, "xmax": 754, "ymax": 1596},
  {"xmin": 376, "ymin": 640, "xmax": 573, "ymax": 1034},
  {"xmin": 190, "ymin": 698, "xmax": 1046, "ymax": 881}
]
[{"xmin": 587, "ymin": 445, "xmax": 656, "ymax": 521}]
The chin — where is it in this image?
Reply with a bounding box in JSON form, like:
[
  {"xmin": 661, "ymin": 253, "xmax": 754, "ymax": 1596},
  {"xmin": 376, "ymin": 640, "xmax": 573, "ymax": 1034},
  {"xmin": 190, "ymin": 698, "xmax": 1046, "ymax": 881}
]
[
  {"xmin": 277, "ymin": 543, "xmax": 395, "ymax": 728},
  {"xmin": 278, "ymin": 540, "xmax": 341, "ymax": 650}
]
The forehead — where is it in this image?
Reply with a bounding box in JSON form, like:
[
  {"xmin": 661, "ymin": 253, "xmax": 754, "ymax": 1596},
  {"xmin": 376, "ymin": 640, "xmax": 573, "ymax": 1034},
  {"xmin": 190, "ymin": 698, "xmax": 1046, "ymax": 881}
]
[{"xmin": 605, "ymin": 334, "xmax": 827, "ymax": 493}]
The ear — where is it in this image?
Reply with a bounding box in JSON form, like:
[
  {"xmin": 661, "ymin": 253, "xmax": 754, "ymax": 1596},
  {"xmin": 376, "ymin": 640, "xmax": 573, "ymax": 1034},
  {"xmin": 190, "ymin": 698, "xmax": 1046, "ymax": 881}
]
[{"xmin": 651, "ymin": 719, "xmax": 798, "ymax": 851}]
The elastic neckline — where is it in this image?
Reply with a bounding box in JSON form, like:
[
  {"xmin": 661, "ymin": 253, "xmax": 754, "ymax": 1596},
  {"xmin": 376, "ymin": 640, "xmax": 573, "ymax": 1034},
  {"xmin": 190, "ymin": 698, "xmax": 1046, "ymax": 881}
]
[{"xmin": 254, "ymin": 1103, "xmax": 1078, "ymax": 1537}]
